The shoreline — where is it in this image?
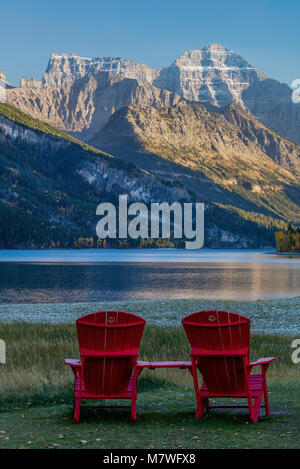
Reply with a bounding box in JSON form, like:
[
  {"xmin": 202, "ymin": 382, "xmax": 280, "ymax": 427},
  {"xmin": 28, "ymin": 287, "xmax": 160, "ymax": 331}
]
[
  {"xmin": 1, "ymin": 297, "xmax": 299, "ymax": 335},
  {"xmin": 272, "ymin": 252, "xmax": 300, "ymax": 256}
]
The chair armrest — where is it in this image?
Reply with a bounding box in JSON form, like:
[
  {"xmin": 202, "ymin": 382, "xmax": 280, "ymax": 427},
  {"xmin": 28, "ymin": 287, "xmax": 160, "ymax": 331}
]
[
  {"xmin": 247, "ymin": 357, "xmax": 276, "ymax": 368},
  {"xmin": 65, "ymin": 359, "xmax": 81, "ymax": 377},
  {"xmin": 65, "ymin": 358, "xmax": 81, "ymax": 367}
]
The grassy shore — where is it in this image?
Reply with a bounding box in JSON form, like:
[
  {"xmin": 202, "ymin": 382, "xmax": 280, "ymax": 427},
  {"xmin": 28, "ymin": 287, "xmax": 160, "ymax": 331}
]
[{"xmin": 0, "ymin": 323, "xmax": 299, "ymax": 448}]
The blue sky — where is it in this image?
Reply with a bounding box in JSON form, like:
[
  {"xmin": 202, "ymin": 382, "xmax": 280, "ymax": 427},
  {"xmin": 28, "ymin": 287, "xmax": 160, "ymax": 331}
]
[{"xmin": 0, "ymin": 0, "xmax": 299, "ymax": 86}]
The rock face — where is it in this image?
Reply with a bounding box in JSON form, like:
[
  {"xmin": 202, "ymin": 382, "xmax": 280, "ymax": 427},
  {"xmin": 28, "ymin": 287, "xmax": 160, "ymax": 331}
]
[
  {"xmin": 20, "ymin": 53, "xmax": 160, "ymax": 88},
  {"xmin": 152, "ymin": 44, "xmax": 300, "ymax": 143},
  {"xmin": 0, "ymin": 69, "xmax": 14, "ymax": 91},
  {"xmin": 5, "ymin": 45, "xmax": 300, "ymax": 144},
  {"xmin": 0, "ymin": 70, "xmax": 7, "ymax": 85},
  {"xmin": 242, "ymin": 78, "xmax": 300, "ymax": 144},
  {"xmin": 9, "ymin": 71, "xmax": 180, "ymax": 140},
  {"xmin": 0, "ymin": 111, "xmax": 190, "ymax": 206},
  {"xmin": 153, "ymin": 44, "xmax": 266, "ymax": 105}
]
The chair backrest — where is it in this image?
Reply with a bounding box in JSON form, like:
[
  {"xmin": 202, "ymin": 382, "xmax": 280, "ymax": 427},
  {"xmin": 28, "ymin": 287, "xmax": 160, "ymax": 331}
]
[
  {"xmin": 182, "ymin": 310, "xmax": 250, "ymax": 395},
  {"xmin": 76, "ymin": 311, "xmax": 145, "ymax": 396}
]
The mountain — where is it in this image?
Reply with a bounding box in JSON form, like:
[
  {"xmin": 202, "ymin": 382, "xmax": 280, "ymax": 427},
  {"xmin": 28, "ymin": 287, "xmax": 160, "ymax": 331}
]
[
  {"xmin": 5, "ymin": 44, "xmax": 300, "ymax": 144},
  {"xmin": 1, "ymin": 47, "xmax": 300, "ymax": 248},
  {"xmin": 152, "ymin": 44, "xmax": 300, "ymax": 144},
  {"xmin": 0, "ymin": 103, "xmax": 190, "ymax": 248},
  {"xmin": 7, "ymin": 44, "xmax": 300, "ymax": 144},
  {"xmin": 7, "ymin": 68, "xmax": 181, "ymax": 141},
  {"xmin": 153, "ymin": 43, "xmax": 267, "ymax": 105},
  {"xmin": 0, "ymin": 103, "xmax": 290, "ymax": 248},
  {"xmin": 242, "ymin": 78, "xmax": 300, "ymax": 145},
  {"xmin": 0, "ymin": 70, "xmax": 12, "ymax": 87},
  {"xmin": 7, "ymin": 53, "xmax": 166, "ymax": 140},
  {"xmin": 20, "ymin": 53, "xmax": 160, "ymax": 88},
  {"xmin": 91, "ymin": 101, "xmax": 300, "ymax": 225},
  {"xmin": 0, "ymin": 70, "xmax": 13, "ymax": 106}
]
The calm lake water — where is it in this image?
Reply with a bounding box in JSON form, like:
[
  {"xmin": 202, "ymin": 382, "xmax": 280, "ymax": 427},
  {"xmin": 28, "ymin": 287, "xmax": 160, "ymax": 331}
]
[{"xmin": 0, "ymin": 249, "xmax": 299, "ymax": 303}]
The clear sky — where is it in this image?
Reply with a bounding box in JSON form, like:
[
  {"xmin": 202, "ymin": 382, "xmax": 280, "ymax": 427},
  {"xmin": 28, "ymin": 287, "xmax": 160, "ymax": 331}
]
[{"xmin": 0, "ymin": 0, "xmax": 299, "ymax": 87}]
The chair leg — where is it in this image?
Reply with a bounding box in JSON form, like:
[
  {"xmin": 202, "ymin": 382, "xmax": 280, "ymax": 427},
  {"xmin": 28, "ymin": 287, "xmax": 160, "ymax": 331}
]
[
  {"xmin": 72, "ymin": 376, "xmax": 77, "ymax": 413},
  {"xmin": 74, "ymin": 397, "xmax": 81, "ymax": 423},
  {"xmin": 74, "ymin": 361, "xmax": 84, "ymax": 424},
  {"xmin": 247, "ymin": 394, "xmax": 254, "ymax": 423},
  {"xmin": 264, "ymin": 390, "xmax": 270, "ymax": 417},
  {"xmin": 131, "ymin": 397, "xmax": 137, "ymax": 423},
  {"xmin": 191, "ymin": 357, "xmax": 203, "ymax": 418},
  {"xmin": 263, "ymin": 372, "xmax": 270, "ymax": 416},
  {"xmin": 202, "ymin": 398, "xmax": 209, "ymax": 414},
  {"xmin": 131, "ymin": 365, "xmax": 139, "ymax": 423},
  {"xmin": 250, "ymin": 392, "xmax": 263, "ymax": 424}
]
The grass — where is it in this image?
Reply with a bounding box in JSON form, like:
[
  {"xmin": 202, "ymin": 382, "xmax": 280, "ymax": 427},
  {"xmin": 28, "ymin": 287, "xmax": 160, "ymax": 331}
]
[{"xmin": 0, "ymin": 322, "xmax": 299, "ymax": 448}]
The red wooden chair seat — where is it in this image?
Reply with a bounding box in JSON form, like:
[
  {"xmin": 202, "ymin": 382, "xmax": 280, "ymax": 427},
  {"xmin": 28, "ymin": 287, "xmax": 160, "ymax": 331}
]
[
  {"xmin": 182, "ymin": 310, "xmax": 275, "ymax": 423},
  {"xmin": 200, "ymin": 374, "xmax": 263, "ymax": 398},
  {"xmin": 73, "ymin": 374, "xmax": 135, "ymax": 399}
]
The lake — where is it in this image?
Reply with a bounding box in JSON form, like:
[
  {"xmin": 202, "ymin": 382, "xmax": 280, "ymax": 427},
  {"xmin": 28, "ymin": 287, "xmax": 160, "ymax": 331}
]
[{"xmin": 0, "ymin": 249, "xmax": 299, "ymax": 303}]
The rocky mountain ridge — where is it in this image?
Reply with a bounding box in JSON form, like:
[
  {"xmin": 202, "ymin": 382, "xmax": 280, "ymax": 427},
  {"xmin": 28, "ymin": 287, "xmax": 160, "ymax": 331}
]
[
  {"xmin": 20, "ymin": 53, "xmax": 160, "ymax": 89},
  {"xmin": 153, "ymin": 44, "xmax": 267, "ymax": 105},
  {"xmin": 7, "ymin": 72, "xmax": 181, "ymax": 140},
  {"xmin": 4, "ymin": 43, "xmax": 300, "ymax": 144}
]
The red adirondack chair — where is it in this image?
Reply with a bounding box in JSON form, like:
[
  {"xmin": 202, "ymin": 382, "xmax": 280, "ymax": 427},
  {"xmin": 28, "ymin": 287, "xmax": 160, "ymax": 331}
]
[
  {"xmin": 65, "ymin": 311, "xmax": 145, "ymax": 423},
  {"xmin": 182, "ymin": 310, "xmax": 275, "ymax": 423}
]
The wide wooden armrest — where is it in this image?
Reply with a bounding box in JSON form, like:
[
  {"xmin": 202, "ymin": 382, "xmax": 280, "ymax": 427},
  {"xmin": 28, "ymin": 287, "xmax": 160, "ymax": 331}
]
[
  {"xmin": 65, "ymin": 358, "xmax": 81, "ymax": 367},
  {"xmin": 248, "ymin": 357, "xmax": 276, "ymax": 368},
  {"xmin": 136, "ymin": 360, "xmax": 192, "ymax": 369}
]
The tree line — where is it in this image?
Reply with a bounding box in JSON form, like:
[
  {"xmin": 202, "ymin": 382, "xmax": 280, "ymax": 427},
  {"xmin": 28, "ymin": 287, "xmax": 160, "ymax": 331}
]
[{"xmin": 275, "ymin": 224, "xmax": 300, "ymax": 253}]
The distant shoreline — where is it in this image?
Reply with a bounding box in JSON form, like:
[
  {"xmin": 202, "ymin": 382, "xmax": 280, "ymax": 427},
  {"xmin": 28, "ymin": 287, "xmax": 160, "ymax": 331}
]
[{"xmin": 273, "ymin": 252, "xmax": 300, "ymax": 256}]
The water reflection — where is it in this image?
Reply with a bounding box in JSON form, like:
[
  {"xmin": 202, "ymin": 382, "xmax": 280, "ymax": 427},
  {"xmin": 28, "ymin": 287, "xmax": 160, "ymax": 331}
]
[{"xmin": 1, "ymin": 258, "xmax": 300, "ymax": 303}]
